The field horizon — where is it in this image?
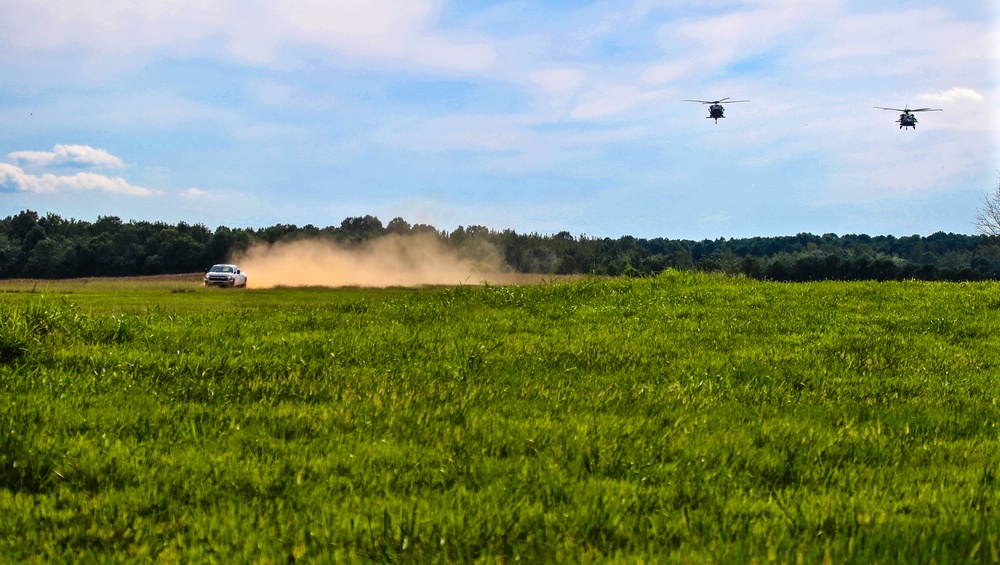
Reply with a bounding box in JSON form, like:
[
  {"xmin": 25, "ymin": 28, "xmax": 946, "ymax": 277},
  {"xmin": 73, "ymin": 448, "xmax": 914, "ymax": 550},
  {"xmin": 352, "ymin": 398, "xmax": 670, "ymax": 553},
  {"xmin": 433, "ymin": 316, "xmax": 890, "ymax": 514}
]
[
  {"xmin": 1, "ymin": 272, "xmax": 998, "ymax": 562},
  {"xmin": 0, "ymin": 271, "xmax": 592, "ymax": 291}
]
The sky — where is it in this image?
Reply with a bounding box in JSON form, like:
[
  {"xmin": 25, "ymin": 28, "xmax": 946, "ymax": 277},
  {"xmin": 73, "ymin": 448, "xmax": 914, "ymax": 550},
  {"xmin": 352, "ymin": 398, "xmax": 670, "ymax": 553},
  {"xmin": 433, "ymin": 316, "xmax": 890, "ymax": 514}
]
[{"xmin": 0, "ymin": 0, "xmax": 997, "ymax": 240}]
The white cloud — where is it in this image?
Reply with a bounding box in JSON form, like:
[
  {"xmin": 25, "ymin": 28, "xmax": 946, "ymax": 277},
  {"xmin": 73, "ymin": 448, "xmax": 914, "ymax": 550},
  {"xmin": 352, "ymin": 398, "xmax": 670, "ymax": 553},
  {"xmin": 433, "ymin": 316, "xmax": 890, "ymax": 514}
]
[
  {"xmin": 639, "ymin": 61, "xmax": 692, "ymax": 86},
  {"xmin": 0, "ymin": 0, "xmax": 496, "ymax": 72},
  {"xmin": 668, "ymin": 0, "xmax": 839, "ymax": 67},
  {"xmin": 528, "ymin": 68, "xmax": 586, "ymax": 94},
  {"xmin": 920, "ymin": 87, "xmax": 985, "ymax": 103},
  {"xmin": 0, "ymin": 163, "xmax": 159, "ymax": 196},
  {"xmin": 181, "ymin": 187, "xmax": 208, "ymax": 198},
  {"xmin": 6, "ymin": 144, "xmax": 125, "ymax": 168},
  {"xmin": 570, "ymin": 84, "xmax": 670, "ymax": 119},
  {"xmin": 795, "ymin": 7, "xmax": 992, "ymax": 87}
]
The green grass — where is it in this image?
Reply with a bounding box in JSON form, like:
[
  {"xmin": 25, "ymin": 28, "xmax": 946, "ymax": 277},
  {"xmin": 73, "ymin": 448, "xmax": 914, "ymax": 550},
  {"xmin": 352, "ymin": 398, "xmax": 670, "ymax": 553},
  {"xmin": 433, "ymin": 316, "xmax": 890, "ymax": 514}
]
[{"xmin": 1, "ymin": 271, "xmax": 998, "ymax": 563}]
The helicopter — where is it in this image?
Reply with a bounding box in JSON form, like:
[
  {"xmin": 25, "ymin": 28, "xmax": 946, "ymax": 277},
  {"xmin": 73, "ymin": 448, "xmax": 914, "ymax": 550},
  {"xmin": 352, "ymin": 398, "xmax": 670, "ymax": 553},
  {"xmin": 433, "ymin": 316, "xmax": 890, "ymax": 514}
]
[
  {"xmin": 683, "ymin": 97, "xmax": 750, "ymax": 123},
  {"xmin": 874, "ymin": 106, "xmax": 942, "ymax": 129}
]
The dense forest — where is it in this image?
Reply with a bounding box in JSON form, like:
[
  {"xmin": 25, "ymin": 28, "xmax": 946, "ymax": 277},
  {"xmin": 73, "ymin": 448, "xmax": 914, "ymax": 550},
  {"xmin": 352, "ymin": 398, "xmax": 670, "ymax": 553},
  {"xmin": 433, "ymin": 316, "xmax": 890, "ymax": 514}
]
[{"xmin": 2, "ymin": 209, "xmax": 999, "ymax": 282}]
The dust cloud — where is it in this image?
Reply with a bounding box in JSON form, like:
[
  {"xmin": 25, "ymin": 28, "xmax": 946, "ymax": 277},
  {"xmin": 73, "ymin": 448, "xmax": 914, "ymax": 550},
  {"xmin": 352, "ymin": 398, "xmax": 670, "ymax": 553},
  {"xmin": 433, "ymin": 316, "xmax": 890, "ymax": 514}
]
[{"xmin": 231, "ymin": 233, "xmax": 504, "ymax": 289}]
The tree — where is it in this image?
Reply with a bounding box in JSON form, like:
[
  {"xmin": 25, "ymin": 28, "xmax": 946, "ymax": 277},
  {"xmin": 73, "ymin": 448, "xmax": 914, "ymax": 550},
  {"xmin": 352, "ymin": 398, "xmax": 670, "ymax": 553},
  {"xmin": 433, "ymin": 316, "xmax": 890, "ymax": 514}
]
[
  {"xmin": 386, "ymin": 217, "xmax": 411, "ymax": 235},
  {"xmin": 974, "ymin": 173, "xmax": 1000, "ymax": 236},
  {"xmin": 7, "ymin": 210, "xmax": 39, "ymax": 242},
  {"xmin": 22, "ymin": 238, "xmax": 73, "ymax": 278},
  {"xmin": 339, "ymin": 215, "xmax": 384, "ymax": 242},
  {"xmin": 0, "ymin": 235, "xmax": 23, "ymax": 278}
]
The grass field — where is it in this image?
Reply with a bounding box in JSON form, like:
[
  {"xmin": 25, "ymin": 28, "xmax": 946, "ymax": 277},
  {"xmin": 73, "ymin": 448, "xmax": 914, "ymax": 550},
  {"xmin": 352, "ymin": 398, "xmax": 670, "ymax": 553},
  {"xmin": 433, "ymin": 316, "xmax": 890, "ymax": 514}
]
[{"xmin": 1, "ymin": 272, "xmax": 998, "ymax": 563}]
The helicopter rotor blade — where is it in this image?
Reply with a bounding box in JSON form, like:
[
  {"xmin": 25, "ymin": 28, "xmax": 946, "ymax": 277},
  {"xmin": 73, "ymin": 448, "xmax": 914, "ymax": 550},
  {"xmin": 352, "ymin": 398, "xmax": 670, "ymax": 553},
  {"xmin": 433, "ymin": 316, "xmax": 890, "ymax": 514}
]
[
  {"xmin": 909, "ymin": 108, "xmax": 942, "ymax": 112},
  {"xmin": 874, "ymin": 107, "xmax": 906, "ymax": 112},
  {"xmin": 683, "ymin": 98, "xmax": 750, "ymax": 104}
]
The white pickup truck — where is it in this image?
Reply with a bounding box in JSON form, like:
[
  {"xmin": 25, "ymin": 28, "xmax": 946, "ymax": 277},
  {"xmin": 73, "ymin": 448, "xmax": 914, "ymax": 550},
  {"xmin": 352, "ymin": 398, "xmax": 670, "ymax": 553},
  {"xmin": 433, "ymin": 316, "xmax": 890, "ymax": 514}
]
[{"xmin": 203, "ymin": 264, "xmax": 248, "ymax": 287}]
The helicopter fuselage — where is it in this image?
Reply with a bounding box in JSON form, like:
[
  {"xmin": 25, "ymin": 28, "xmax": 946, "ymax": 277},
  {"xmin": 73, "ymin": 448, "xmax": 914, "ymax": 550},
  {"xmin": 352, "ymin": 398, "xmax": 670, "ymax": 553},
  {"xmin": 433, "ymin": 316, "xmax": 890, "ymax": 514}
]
[
  {"xmin": 897, "ymin": 113, "xmax": 917, "ymax": 129},
  {"xmin": 708, "ymin": 104, "xmax": 725, "ymax": 122}
]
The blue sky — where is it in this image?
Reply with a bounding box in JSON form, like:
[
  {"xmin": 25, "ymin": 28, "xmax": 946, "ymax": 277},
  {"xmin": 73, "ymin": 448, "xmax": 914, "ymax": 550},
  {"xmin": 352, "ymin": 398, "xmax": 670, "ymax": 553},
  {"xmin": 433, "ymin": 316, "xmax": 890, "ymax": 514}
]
[{"xmin": 0, "ymin": 0, "xmax": 996, "ymax": 239}]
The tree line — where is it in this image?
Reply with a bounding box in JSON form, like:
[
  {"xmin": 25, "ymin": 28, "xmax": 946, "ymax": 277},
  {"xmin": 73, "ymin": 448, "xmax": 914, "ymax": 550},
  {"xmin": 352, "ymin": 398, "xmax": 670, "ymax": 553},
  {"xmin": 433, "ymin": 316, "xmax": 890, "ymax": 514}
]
[{"xmin": 2, "ymin": 209, "xmax": 999, "ymax": 282}]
